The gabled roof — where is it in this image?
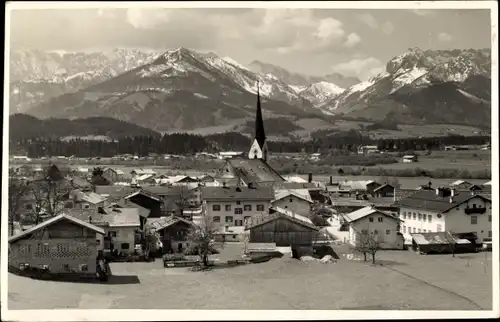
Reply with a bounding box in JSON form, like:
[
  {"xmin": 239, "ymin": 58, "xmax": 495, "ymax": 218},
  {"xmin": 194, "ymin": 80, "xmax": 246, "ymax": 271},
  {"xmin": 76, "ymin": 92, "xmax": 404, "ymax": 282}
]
[
  {"xmin": 224, "ymin": 157, "xmax": 285, "ymax": 185},
  {"xmin": 106, "ymin": 200, "xmax": 151, "ymax": 218},
  {"xmin": 124, "ymin": 189, "xmax": 162, "ymax": 202},
  {"xmin": 95, "ymin": 185, "xmax": 136, "ymax": 198},
  {"xmin": 394, "ymin": 190, "xmax": 491, "ymax": 213},
  {"xmin": 283, "ymin": 176, "xmax": 308, "ymax": 183},
  {"xmin": 137, "ymin": 174, "xmax": 156, "ymax": 181},
  {"xmin": 245, "ymin": 206, "xmax": 319, "ymax": 231},
  {"xmin": 273, "ymin": 189, "xmax": 313, "ymax": 203},
  {"xmin": 147, "ymin": 216, "xmax": 195, "ymax": 231},
  {"xmin": 201, "ymin": 186, "xmax": 274, "ymax": 201},
  {"xmin": 373, "ymin": 184, "xmax": 395, "ymax": 192},
  {"xmin": 483, "ymin": 181, "xmax": 491, "ymax": 186},
  {"xmin": 103, "ymin": 208, "xmax": 141, "ymax": 227},
  {"xmin": 342, "ymin": 206, "xmax": 400, "ymax": 223},
  {"xmin": 9, "ymin": 213, "xmax": 105, "ymax": 243},
  {"xmin": 71, "ymin": 189, "xmax": 107, "ymax": 204},
  {"xmin": 65, "ymin": 209, "xmax": 108, "ymax": 226}
]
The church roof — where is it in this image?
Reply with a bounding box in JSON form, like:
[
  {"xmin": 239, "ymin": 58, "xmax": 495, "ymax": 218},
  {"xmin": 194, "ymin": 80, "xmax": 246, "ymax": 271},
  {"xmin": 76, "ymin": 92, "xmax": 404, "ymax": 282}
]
[
  {"xmin": 254, "ymin": 82, "xmax": 266, "ymax": 148},
  {"xmin": 226, "ymin": 157, "xmax": 285, "ymax": 186}
]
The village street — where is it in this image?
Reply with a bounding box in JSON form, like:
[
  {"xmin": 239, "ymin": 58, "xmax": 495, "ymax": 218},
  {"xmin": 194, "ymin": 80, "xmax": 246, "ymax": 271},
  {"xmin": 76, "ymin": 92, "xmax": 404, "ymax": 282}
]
[{"xmin": 8, "ymin": 248, "xmax": 492, "ymax": 310}]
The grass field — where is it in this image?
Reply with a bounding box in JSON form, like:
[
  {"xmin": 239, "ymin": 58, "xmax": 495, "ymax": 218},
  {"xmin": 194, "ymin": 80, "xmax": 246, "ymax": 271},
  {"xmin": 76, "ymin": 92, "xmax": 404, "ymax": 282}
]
[{"xmin": 8, "ymin": 244, "xmax": 493, "ymax": 310}]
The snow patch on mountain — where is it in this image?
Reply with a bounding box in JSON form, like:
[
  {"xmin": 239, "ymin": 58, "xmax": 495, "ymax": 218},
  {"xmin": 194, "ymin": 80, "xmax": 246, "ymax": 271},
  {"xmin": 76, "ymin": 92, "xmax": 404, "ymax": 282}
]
[
  {"xmin": 390, "ymin": 67, "xmax": 428, "ymax": 93},
  {"xmin": 289, "ymin": 85, "xmax": 307, "ymax": 93},
  {"xmin": 194, "ymin": 93, "xmax": 209, "ymax": 99},
  {"xmin": 222, "ymin": 57, "xmax": 250, "ymax": 71}
]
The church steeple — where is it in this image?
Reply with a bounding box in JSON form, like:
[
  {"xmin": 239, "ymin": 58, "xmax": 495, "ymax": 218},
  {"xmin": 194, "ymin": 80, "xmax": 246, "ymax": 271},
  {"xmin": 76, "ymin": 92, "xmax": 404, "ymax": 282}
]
[
  {"xmin": 248, "ymin": 80, "xmax": 269, "ymax": 162},
  {"xmin": 255, "ymin": 81, "xmax": 266, "ymax": 148}
]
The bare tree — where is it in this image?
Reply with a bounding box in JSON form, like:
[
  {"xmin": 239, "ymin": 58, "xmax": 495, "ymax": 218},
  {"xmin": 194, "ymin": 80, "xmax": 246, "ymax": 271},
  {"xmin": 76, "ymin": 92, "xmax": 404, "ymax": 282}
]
[
  {"xmin": 353, "ymin": 231, "xmax": 381, "ymax": 264},
  {"xmin": 8, "ymin": 178, "xmax": 30, "ymax": 236},
  {"xmin": 185, "ymin": 216, "xmax": 222, "ymax": 267}
]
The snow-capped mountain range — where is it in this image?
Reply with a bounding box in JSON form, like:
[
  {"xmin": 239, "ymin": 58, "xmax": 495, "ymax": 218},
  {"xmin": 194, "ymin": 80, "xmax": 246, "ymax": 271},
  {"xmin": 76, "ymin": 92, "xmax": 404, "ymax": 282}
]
[{"xmin": 9, "ymin": 46, "xmax": 491, "ymax": 131}]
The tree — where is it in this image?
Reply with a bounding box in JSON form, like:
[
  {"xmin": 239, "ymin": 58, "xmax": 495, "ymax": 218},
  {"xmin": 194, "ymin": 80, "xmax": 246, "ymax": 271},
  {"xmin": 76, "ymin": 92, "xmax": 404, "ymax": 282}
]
[
  {"xmin": 185, "ymin": 216, "xmax": 222, "ymax": 267},
  {"xmin": 353, "ymin": 230, "xmax": 381, "ymax": 264},
  {"xmin": 91, "ymin": 167, "xmax": 111, "ymax": 186},
  {"xmin": 141, "ymin": 224, "xmax": 161, "ymax": 260},
  {"xmin": 8, "ymin": 178, "xmax": 30, "ymax": 236}
]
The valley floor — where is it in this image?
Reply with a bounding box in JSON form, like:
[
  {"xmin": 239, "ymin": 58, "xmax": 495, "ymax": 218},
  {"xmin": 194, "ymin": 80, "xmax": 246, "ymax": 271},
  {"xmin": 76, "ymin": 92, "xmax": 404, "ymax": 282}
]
[{"xmin": 8, "ymin": 245, "xmax": 493, "ymax": 311}]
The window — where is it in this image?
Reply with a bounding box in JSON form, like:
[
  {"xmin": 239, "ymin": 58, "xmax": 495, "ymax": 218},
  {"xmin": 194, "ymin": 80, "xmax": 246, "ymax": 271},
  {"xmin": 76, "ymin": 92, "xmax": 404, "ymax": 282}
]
[
  {"xmin": 418, "ymin": 229, "xmax": 421, "ymax": 233},
  {"xmin": 225, "ymin": 205, "xmax": 231, "ymax": 211},
  {"xmin": 108, "ymin": 231, "xmax": 117, "ymax": 238},
  {"xmin": 436, "ymin": 224, "xmax": 442, "ymax": 232},
  {"xmin": 234, "ymin": 208, "xmax": 243, "ymax": 215},
  {"xmin": 403, "ymin": 211, "xmax": 406, "ymax": 219},
  {"xmin": 244, "ymin": 205, "xmax": 252, "ymax": 211},
  {"xmin": 488, "ymin": 231, "xmax": 492, "ymax": 238},
  {"xmin": 234, "ymin": 220, "xmax": 243, "ymax": 226},
  {"xmin": 423, "ymin": 214, "xmax": 427, "ymax": 222},
  {"xmin": 488, "ymin": 215, "xmax": 492, "ymax": 222},
  {"xmin": 25, "ymin": 204, "xmax": 33, "ymax": 210},
  {"xmin": 418, "ymin": 213, "xmax": 422, "ymax": 220},
  {"xmin": 244, "ymin": 216, "xmax": 251, "ymax": 223},
  {"xmin": 256, "ymin": 204, "xmax": 265, "ymax": 211},
  {"xmin": 369, "ymin": 217, "xmax": 374, "ymax": 222},
  {"xmin": 472, "ymin": 203, "xmax": 477, "ymax": 209},
  {"xmin": 213, "ymin": 216, "xmax": 221, "ymax": 222},
  {"xmin": 403, "ymin": 226, "xmax": 406, "ymax": 233},
  {"xmin": 386, "ymin": 230, "xmax": 390, "ymax": 235},
  {"xmin": 428, "ymin": 215, "xmax": 432, "ymax": 223},
  {"xmin": 413, "ymin": 227, "xmax": 416, "ymax": 233},
  {"xmin": 96, "ymin": 239, "xmax": 100, "ymax": 245},
  {"xmin": 236, "ymin": 201, "xmax": 241, "ymax": 205},
  {"xmin": 121, "ymin": 243, "xmax": 130, "ymax": 250},
  {"xmin": 212, "ymin": 204, "xmax": 221, "ymax": 211},
  {"xmin": 378, "ymin": 217, "xmax": 383, "ymax": 223},
  {"xmin": 289, "ymin": 198, "xmax": 293, "ymax": 203},
  {"xmin": 413, "ymin": 213, "xmax": 417, "ymax": 220},
  {"xmin": 471, "ymin": 216, "xmax": 478, "ymax": 225},
  {"xmin": 225, "ymin": 216, "xmax": 234, "ymax": 223},
  {"xmin": 84, "ymin": 204, "xmax": 90, "ymax": 209}
]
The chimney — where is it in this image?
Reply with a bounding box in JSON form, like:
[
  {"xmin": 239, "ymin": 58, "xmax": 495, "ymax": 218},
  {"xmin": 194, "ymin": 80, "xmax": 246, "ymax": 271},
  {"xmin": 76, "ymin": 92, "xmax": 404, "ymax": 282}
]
[
  {"xmin": 449, "ymin": 196, "xmax": 454, "ymax": 203},
  {"xmin": 451, "ymin": 188, "xmax": 456, "ymax": 197},
  {"xmin": 88, "ymin": 215, "xmax": 92, "ymax": 223},
  {"xmin": 222, "ymin": 181, "xmax": 227, "ymax": 188},
  {"xmin": 308, "ymin": 173, "xmax": 313, "ymax": 183},
  {"xmin": 329, "ymin": 176, "xmax": 333, "ymax": 185},
  {"xmin": 435, "ymin": 188, "xmax": 440, "ymax": 196}
]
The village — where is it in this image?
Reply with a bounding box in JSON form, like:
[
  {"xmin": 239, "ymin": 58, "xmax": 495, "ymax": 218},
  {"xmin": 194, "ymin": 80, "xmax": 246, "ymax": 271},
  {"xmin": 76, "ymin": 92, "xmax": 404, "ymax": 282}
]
[{"xmin": 7, "ymin": 91, "xmax": 494, "ymax": 310}]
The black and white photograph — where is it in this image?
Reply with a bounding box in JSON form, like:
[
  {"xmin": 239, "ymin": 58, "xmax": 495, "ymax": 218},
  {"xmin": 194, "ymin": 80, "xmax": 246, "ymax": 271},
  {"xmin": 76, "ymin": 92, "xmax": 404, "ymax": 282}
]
[{"xmin": 2, "ymin": 1, "xmax": 498, "ymax": 320}]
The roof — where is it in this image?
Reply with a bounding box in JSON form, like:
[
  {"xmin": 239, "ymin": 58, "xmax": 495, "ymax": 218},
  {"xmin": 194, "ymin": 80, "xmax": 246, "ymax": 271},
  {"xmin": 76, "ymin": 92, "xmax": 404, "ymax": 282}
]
[
  {"xmin": 70, "ymin": 177, "xmax": 91, "ymax": 188},
  {"xmin": 201, "ymin": 186, "xmax": 274, "ymax": 201},
  {"xmin": 247, "ymin": 243, "xmax": 277, "ymax": 252},
  {"xmin": 342, "ymin": 206, "xmax": 400, "ymax": 223},
  {"xmin": 103, "ymin": 168, "xmax": 125, "ymax": 175},
  {"xmin": 273, "ymin": 189, "xmax": 313, "ymax": 203},
  {"xmin": 103, "ymin": 208, "xmax": 141, "ymax": 227},
  {"xmin": 225, "ymin": 158, "xmax": 285, "ymax": 185},
  {"xmin": 147, "ymin": 216, "xmax": 195, "ymax": 231},
  {"xmin": 71, "ymin": 190, "xmax": 106, "ymax": 204},
  {"xmin": 450, "ymin": 180, "xmax": 471, "ymax": 186},
  {"xmin": 9, "ymin": 213, "xmax": 105, "ymax": 243},
  {"xmin": 394, "ymin": 190, "xmax": 491, "ymax": 213},
  {"xmin": 131, "ymin": 168, "xmax": 156, "ymax": 175},
  {"xmin": 340, "ymin": 180, "xmax": 380, "ymax": 191},
  {"xmin": 124, "ymin": 189, "xmax": 162, "ymax": 202},
  {"xmin": 95, "ymin": 185, "xmax": 136, "ymax": 198},
  {"xmin": 142, "ymin": 186, "xmax": 184, "ymax": 196},
  {"xmin": 284, "ymin": 176, "xmax": 308, "ymax": 183},
  {"xmin": 245, "ymin": 206, "xmax": 319, "ymax": 231},
  {"xmin": 373, "ymin": 184, "xmax": 395, "ymax": 192},
  {"xmin": 483, "ymin": 181, "xmax": 491, "ymax": 186},
  {"xmin": 137, "ymin": 174, "xmax": 155, "ymax": 181},
  {"xmin": 411, "ymin": 232, "xmax": 470, "ymax": 246},
  {"xmin": 64, "ymin": 208, "xmax": 108, "ymax": 226},
  {"xmin": 106, "ymin": 200, "xmax": 151, "ymax": 218}
]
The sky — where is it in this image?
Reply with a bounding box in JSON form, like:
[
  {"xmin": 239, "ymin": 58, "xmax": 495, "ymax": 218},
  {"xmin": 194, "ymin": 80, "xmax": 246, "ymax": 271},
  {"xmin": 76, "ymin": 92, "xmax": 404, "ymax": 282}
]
[{"xmin": 8, "ymin": 7, "xmax": 492, "ymax": 81}]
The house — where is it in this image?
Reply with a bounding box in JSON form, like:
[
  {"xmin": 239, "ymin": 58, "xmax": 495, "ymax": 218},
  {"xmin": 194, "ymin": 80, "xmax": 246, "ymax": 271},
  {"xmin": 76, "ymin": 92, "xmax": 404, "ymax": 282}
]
[
  {"xmin": 66, "ymin": 208, "xmax": 140, "ymax": 255},
  {"xmin": 147, "ymin": 216, "xmax": 197, "ymax": 253},
  {"xmin": 271, "ymin": 189, "xmax": 313, "ymax": 217},
  {"xmin": 123, "ymin": 189, "xmax": 163, "ymax": 218},
  {"xmin": 357, "ymin": 145, "xmax": 379, "ymax": 155},
  {"xmin": 483, "ymin": 181, "xmax": 491, "ymax": 186},
  {"xmin": 95, "ymin": 185, "xmax": 137, "ymax": 200},
  {"xmin": 136, "ymin": 173, "xmax": 157, "ymax": 185},
  {"xmin": 394, "ymin": 187, "xmax": 492, "ymax": 243},
  {"xmin": 68, "ymin": 177, "xmax": 92, "ymax": 191},
  {"xmin": 450, "ymin": 180, "xmax": 472, "ymax": 189},
  {"xmin": 373, "ymin": 184, "xmax": 395, "ymax": 198},
  {"xmin": 8, "ymin": 213, "xmax": 105, "ymax": 275},
  {"xmin": 130, "ymin": 168, "xmax": 156, "ymax": 177},
  {"xmin": 68, "ymin": 190, "xmax": 107, "ymax": 210},
  {"xmin": 342, "ymin": 206, "xmax": 404, "ymax": 250},
  {"xmin": 310, "ymin": 153, "xmax": 321, "ymax": 161},
  {"xmin": 102, "ymin": 168, "xmax": 125, "ymax": 182},
  {"xmin": 402, "ymin": 155, "xmax": 418, "ymax": 163},
  {"xmin": 340, "ymin": 180, "xmax": 381, "ymax": 195},
  {"xmin": 245, "ymin": 206, "xmax": 320, "ymax": 257},
  {"xmin": 201, "ymin": 186, "xmax": 274, "ymax": 229},
  {"xmin": 12, "ymin": 155, "xmax": 32, "ymax": 162}
]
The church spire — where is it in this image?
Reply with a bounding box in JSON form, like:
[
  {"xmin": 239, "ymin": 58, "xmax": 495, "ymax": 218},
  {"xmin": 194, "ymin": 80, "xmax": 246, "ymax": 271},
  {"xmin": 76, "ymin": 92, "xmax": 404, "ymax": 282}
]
[{"xmin": 255, "ymin": 80, "xmax": 266, "ymax": 148}]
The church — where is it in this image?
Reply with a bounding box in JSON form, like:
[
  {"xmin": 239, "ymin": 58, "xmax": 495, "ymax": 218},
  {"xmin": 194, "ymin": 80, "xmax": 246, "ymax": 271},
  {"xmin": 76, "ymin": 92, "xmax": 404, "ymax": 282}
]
[{"xmin": 215, "ymin": 83, "xmax": 286, "ymax": 188}]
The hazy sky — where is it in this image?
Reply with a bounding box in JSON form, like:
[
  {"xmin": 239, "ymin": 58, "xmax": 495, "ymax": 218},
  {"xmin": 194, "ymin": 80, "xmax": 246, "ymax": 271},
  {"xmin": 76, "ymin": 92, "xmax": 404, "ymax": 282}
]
[{"xmin": 9, "ymin": 7, "xmax": 492, "ymax": 80}]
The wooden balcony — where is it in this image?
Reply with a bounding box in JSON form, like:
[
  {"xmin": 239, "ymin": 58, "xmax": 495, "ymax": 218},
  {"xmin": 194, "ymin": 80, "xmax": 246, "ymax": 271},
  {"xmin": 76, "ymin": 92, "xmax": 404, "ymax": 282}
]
[{"xmin": 464, "ymin": 207, "xmax": 487, "ymax": 215}]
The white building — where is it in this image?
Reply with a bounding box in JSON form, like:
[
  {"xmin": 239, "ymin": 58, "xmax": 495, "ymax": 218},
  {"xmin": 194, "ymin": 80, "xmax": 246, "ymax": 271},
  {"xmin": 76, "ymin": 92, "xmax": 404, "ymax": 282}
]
[
  {"xmin": 395, "ymin": 187, "xmax": 492, "ymax": 243},
  {"xmin": 342, "ymin": 206, "xmax": 404, "ymax": 250},
  {"xmin": 218, "ymin": 151, "xmax": 244, "ymax": 159},
  {"xmin": 271, "ymin": 189, "xmax": 313, "ymax": 217},
  {"xmin": 201, "ymin": 186, "xmax": 274, "ymax": 229}
]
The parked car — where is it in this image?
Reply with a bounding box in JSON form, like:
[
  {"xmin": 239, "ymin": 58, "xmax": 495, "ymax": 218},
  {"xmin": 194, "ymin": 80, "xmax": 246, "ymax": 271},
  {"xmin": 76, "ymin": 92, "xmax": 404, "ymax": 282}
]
[{"xmin": 482, "ymin": 237, "xmax": 492, "ymax": 252}]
